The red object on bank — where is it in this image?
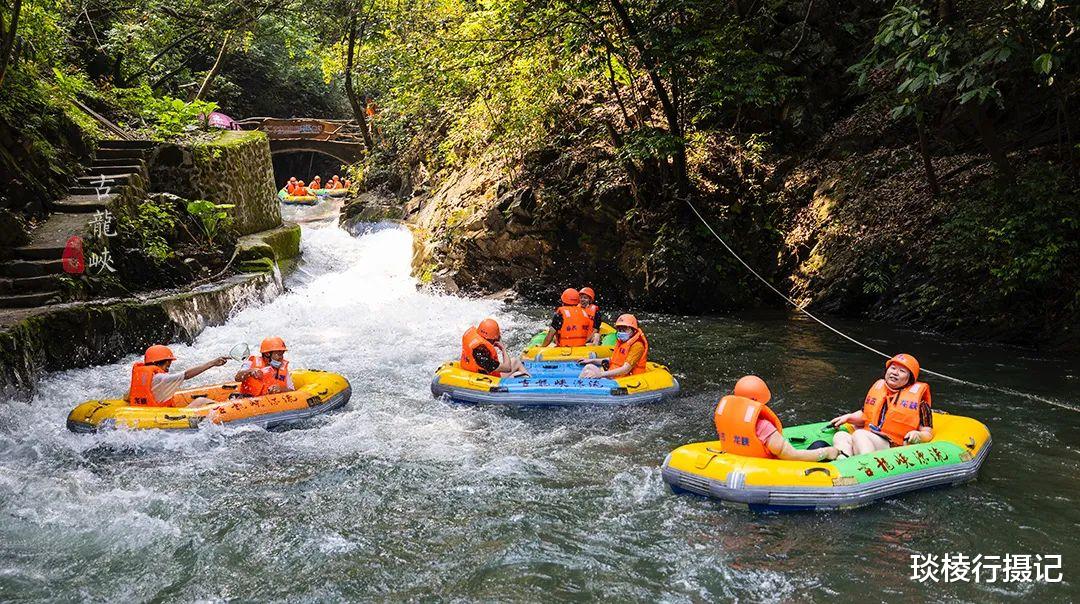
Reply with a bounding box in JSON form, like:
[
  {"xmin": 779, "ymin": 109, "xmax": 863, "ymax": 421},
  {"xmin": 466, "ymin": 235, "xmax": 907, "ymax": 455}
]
[{"xmin": 62, "ymin": 236, "xmax": 85, "ymax": 274}]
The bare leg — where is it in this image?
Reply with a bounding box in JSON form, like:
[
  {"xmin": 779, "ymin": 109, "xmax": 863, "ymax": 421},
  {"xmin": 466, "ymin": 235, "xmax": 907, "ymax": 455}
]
[
  {"xmin": 508, "ymin": 358, "xmax": 530, "ymax": 377},
  {"xmin": 852, "ymin": 429, "xmax": 892, "ymax": 455},
  {"xmin": 185, "ymin": 396, "xmax": 218, "ymax": 408},
  {"xmin": 833, "ymin": 431, "xmax": 854, "ymax": 457}
]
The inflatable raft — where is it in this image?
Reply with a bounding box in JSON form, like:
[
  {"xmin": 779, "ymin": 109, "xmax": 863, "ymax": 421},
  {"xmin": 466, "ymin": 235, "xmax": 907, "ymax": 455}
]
[
  {"xmin": 66, "ymin": 369, "xmax": 351, "ymax": 433},
  {"xmin": 320, "ymin": 188, "xmax": 350, "ymax": 197},
  {"xmin": 521, "ymin": 322, "xmax": 618, "ymax": 361},
  {"xmin": 278, "ymin": 188, "xmax": 319, "ymax": 205},
  {"xmin": 431, "ymin": 359, "xmax": 678, "ymax": 406},
  {"xmin": 662, "ymin": 412, "xmax": 990, "ymax": 511}
]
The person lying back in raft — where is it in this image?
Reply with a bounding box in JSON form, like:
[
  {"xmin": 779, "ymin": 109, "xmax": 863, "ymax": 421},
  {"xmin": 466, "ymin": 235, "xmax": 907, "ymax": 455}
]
[
  {"xmin": 578, "ymin": 286, "xmax": 603, "ymax": 346},
  {"xmin": 235, "ymin": 337, "xmax": 294, "ymax": 397},
  {"xmin": 714, "ymin": 375, "xmax": 841, "ymax": 462},
  {"xmin": 461, "ymin": 318, "xmax": 530, "ymax": 377},
  {"xmin": 126, "ymin": 345, "xmax": 229, "ymax": 408},
  {"xmin": 541, "ymin": 288, "xmax": 594, "ymax": 348},
  {"xmin": 828, "ymin": 353, "xmax": 933, "ymax": 456},
  {"xmin": 578, "ymin": 314, "xmax": 647, "ymax": 379}
]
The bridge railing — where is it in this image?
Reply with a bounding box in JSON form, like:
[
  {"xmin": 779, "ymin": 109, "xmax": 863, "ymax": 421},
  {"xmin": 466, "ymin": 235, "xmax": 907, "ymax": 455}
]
[{"xmin": 236, "ymin": 118, "xmax": 366, "ymax": 143}]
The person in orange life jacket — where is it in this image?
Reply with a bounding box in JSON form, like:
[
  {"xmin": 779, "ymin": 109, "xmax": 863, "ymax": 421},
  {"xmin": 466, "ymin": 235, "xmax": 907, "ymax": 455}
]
[
  {"xmin": 578, "ymin": 286, "xmax": 603, "ymax": 346},
  {"xmin": 235, "ymin": 337, "xmax": 295, "ymax": 396},
  {"xmin": 125, "ymin": 345, "xmax": 229, "ymax": 408},
  {"xmin": 293, "ymin": 180, "xmax": 310, "ymax": 196},
  {"xmin": 713, "ymin": 375, "xmax": 841, "ymax": 462},
  {"xmin": 578, "ymin": 314, "xmax": 647, "ymax": 378},
  {"xmin": 541, "ymin": 288, "xmax": 594, "ymax": 348},
  {"xmin": 328, "ymin": 175, "xmax": 343, "ymax": 190},
  {"xmin": 285, "ymin": 177, "xmax": 298, "ymax": 194},
  {"xmin": 310, "ymin": 175, "xmax": 323, "ymax": 190},
  {"xmin": 461, "ymin": 318, "xmax": 530, "ymax": 377},
  {"xmin": 828, "ymin": 353, "xmax": 934, "ymax": 456}
]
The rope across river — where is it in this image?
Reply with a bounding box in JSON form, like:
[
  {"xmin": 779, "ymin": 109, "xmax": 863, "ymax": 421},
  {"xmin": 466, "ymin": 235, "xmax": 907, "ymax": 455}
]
[{"xmin": 683, "ymin": 198, "xmax": 1080, "ymax": 414}]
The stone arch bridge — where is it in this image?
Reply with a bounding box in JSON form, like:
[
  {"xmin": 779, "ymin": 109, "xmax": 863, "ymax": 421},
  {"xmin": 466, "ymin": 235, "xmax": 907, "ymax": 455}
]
[{"xmin": 236, "ymin": 118, "xmax": 366, "ymax": 164}]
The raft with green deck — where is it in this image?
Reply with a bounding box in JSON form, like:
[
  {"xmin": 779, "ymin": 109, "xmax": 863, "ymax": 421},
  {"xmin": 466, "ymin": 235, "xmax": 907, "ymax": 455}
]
[
  {"xmin": 661, "ymin": 412, "xmax": 991, "ymax": 511},
  {"xmin": 278, "ymin": 188, "xmax": 319, "ymax": 205}
]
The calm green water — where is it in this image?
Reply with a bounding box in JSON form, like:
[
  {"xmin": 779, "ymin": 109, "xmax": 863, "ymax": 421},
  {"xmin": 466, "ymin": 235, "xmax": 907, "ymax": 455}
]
[{"xmin": 0, "ymin": 217, "xmax": 1077, "ymax": 602}]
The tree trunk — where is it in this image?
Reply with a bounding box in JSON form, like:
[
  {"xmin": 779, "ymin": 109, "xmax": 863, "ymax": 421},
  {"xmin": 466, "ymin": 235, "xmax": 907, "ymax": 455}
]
[
  {"xmin": 916, "ymin": 118, "xmax": 941, "ymax": 197},
  {"xmin": 969, "ymin": 104, "xmax": 1013, "ymax": 182},
  {"xmin": 0, "ymin": 0, "xmax": 23, "ymax": 91},
  {"xmin": 191, "ymin": 30, "xmax": 232, "ymax": 102},
  {"xmin": 607, "ymin": 0, "xmax": 688, "ymax": 195},
  {"xmin": 345, "ymin": 11, "xmax": 375, "ymax": 150}
]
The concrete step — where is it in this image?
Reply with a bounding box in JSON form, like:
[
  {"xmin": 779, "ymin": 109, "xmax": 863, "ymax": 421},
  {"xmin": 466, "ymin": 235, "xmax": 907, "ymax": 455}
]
[
  {"xmin": 0, "ymin": 291, "xmax": 63, "ymax": 309},
  {"xmin": 96, "ymin": 148, "xmax": 151, "ymax": 161},
  {"xmin": 0, "ymin": 259, "xmax": 65, "ymax": 278},
  {"xmin": 88, "ymin": 164, "xmax": 144, "ymax": 176},
  {"xmin": 98, "ymin": 139, "xmax": 157, "ymax": 150},
  {"xmin": 52, "ymin": 194, "xmax": 115, "ymax": 213},
  {"xmin": 70, "ymin": 185, "xmax": 128, "ymax": 196},
  {"xmin": 77, "ymin": 173, "xmax": 135, "ymax": 187},
  {"xmin": 0, "ymin": 275, "xmax": 60, "ymax": 295},
  {"xmin": 93, "ymin": 157, "xmax": 146, "ymax": 168},
  {"xmin": 16, "ymin": 213, "xmax": 99, "ymax": 260}
]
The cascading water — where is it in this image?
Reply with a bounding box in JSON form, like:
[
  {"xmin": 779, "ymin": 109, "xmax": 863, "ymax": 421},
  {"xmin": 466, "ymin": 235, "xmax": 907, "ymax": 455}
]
[{"xmin": 1, "ymin": 212, "xmax": 1077, "ymax": 601}]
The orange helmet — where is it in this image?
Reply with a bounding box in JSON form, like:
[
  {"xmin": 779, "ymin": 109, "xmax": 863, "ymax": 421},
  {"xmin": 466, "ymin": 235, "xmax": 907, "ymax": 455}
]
[
  {"xmin": 561, "ymin": 288, "xmax": 580, "ymax": 305},
  {"xmin": 144, "ymin": 344, "xmax": 176, "ymax": 364},
  {"xmin": 478, "ymin": 318, "xmax": 501, "ymax": 341},
  {"xmin": 579, "ymin": 287, "xmax": 596, "ymax": 300},
  {"xmin": 260, "ymin": 336, "xmax": 288, "ymax": 354},
  {"xmin": 298, "ymin": 180, "xmax": 306, "ymax": 186},
  {"xmin": 734, "ymin": 375, "xmax": 771, "ymax": 405},
  {"xmin": 614, "ymin": 313, "xmax": 638, "ymax": 330},
  {"xmin": 886, "ymin": 353, "xmax": 920, "ymax": 381}
]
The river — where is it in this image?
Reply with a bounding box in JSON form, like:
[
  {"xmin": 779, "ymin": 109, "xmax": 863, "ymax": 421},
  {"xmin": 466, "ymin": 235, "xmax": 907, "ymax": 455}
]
[{"xmin": 1, "ymin": 210, "xmax": 1077, "ymax": 602}]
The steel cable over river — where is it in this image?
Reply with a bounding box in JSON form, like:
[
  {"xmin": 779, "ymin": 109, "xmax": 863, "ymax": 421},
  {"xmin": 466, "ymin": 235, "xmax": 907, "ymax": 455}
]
[{"xmin": 0, "ymin": 213, "xmax": 1077, "ymax": 600}]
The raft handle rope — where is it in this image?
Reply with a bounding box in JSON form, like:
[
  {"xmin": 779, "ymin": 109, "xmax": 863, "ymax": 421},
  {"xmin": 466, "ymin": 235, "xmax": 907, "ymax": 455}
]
[{"xmin": 683, "ymin": 198, "xmax": 1080, "ymax": 413}]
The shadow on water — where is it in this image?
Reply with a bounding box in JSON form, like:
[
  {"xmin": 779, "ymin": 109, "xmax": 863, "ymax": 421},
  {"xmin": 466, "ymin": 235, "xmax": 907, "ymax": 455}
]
[{"xmin": 0, "ymin": 205, "xmax": 1077, "ymax": 601}]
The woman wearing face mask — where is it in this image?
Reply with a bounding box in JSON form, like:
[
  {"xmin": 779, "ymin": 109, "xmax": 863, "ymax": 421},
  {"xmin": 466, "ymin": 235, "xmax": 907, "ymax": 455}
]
[
  {"xmin": 829, "ymin": 353, "xmax": 934, "ymax": 456},
  {"xmin": 578, "ymin": 314, "xmax": 648, "ymax": 379},
  {"xmin": 236, "ymin": 337, "xmax": 295, "ymax": 397}
]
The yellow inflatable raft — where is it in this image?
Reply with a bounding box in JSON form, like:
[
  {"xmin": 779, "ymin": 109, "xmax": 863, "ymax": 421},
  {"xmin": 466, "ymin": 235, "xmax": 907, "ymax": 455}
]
[
  {"xmin": 662, "ymin": 412, "xmax": 991, "ymax": 511},
  {"xmin": 522, "ymin": 323, "xmax": 617, "ymax": 361},
  {"xmin": 431, "ymin": 359, "xmax": 679, "ymax": 406},
  {"xmin": 66, "ymin": 369, "xmax": 351, "ymax": 433}
]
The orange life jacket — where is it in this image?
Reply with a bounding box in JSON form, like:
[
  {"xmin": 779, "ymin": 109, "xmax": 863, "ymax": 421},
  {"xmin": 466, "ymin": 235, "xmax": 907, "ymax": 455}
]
[
  {"xmin": 862, "ymin": 379, "xmax": 932, "ymax": 446},
  {"xmin": 609, "ymin": 329, "xmax": 648, "ymax": 375},
  {"xmin": 286, "ymin": 183, "xmax": 297, "ymax": 194},
  {"xmin": 129, "ymin": 362, "xmax": 172, "ymax": 407},
  {"xmin": 310, "ymin": 181, "xmax": 322, "ymax": 190},
  {"xmin": 240, "ymin": 355, "xmax": 290, "ymax": 397},
  {"xmin": 460, "ymin": 327, "xmax": 500, "ymax": 376},
  {"xmin": 556, "ymin": 305, "xmax": 593, "ymax": 347},
  {"xmin": 713, "ymin": 395, "xmax": 783, "ymax": 459},
  {"xmin": 583, "ymin": 304, "xmax": 598, "ymax": 321},
  {"xmin": 294, "ymin": 187, "xmax": 309, "ymax": 196}
]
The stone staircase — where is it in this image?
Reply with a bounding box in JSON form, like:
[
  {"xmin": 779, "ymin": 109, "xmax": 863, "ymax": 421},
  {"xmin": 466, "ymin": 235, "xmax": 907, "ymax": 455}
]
[{"xmin": 0, "ymin": 140, "xmax": 156, "ymax": 308}]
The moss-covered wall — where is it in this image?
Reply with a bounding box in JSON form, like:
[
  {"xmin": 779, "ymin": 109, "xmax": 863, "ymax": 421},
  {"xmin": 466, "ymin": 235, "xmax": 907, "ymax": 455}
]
[
  {"xmin": 0, "ymin": 270, "xmax": 282, "ymax": 399},
  {"xmin": 147, "ymin": 130, "xmax": 281, "ymax": 236}
]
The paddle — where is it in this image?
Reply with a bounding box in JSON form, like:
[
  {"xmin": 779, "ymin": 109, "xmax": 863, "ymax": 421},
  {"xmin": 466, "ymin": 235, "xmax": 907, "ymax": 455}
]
[{"xmin": 228, "ymin": 343, "xmax": 251, "ymax": 362}]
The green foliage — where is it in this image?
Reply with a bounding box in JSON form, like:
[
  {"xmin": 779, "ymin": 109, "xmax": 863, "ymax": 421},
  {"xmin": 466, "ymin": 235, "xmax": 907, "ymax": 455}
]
[
  {"xmin": 186, "ymin": 199, "xmax": 235, "ymax": 246},
  {"xmin": 931, "ymin": 162, "xmax": 1079, "ymax": 299},
  {"xmin": 120, "ymin": 201, "xmax": 179, "ymax": 264},
  {"xmin": 852, "ymin": 0, "xmax": 1076, "ymax": 120},
  {"xmin": 112, "ymin": 85, "xmax": 217, "ymax": 140}
]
